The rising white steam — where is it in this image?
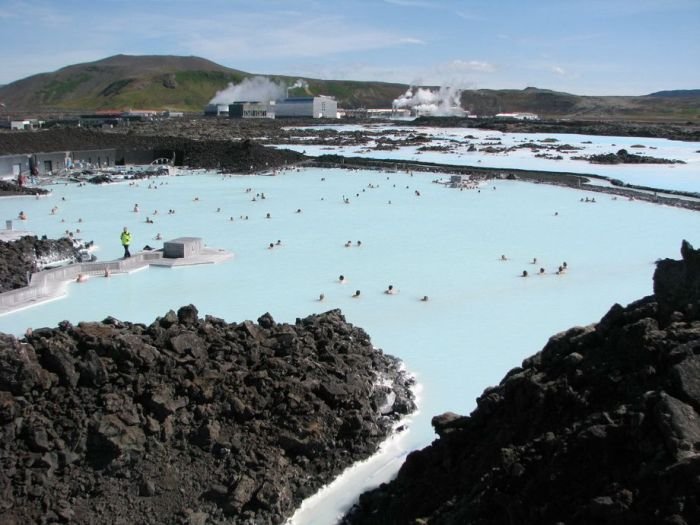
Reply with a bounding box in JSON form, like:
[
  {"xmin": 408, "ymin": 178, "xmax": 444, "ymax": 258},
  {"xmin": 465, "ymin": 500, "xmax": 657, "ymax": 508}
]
[
  {"xmin": 290, "ymin": 79, "xmax": 309, "ymax": 91},
  {"xmin": 392, "ymin": 86, "xmax": 465, "ymax": 116},
  {"xmin": 209, "ymin": 76, "xmax": 295, "ymax": 104}
]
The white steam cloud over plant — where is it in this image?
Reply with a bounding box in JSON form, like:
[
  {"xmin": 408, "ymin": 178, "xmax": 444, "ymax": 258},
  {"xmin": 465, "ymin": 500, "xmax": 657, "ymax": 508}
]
[
  {"xmin": 209, "ymin": 76, "xmax": 308, "ymax": 104},
  {"xmin": 392, "ymin": 86, "xmax": 465, "ymax": 116}
]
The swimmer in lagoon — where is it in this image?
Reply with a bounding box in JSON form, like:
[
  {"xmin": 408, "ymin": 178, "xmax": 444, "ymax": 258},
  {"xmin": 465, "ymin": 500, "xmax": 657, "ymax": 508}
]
[
  {"xmin": 339, "ymin": 275, "xmax": 346, "ymax": 283},
  {"xmin": 319, "ymin": 293, "xmax": 325, "ymax": 301},
  {"xmin": 522, "ymin": 270, "xmax": 528, "ymax": 277},
  {"xmin": 385, "ymin": 285, "xmax": 396, "ymax": 295},
  {"xmin": 421, "ymin": 295, "xmax": 429, "ymax": 302},
  {"xmin": 500, "ymin": 254, "xmax": 507, "ymax": 261},
  {"xmin": 18, "ymin": 211, "xmax": 27, "ymax": 220},
  {"xmin": 352, "ymin": 290, "xmax": 361, "ymax": 298},
  {"xmin": 76, "ymin": 273, "xmax": 88, "ymax": 283},
  {"xmin": 539, "ymin": 267, "xmax": 545, "ymax": 275}
]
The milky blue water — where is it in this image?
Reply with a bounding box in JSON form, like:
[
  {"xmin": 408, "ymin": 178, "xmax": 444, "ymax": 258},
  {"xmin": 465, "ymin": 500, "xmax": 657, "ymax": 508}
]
[
  {"xmin": 277, "ymin": 125, "xmax": 700, "ymax": 193},
  {"xmin": 1, "ymin": 131, "xmax": 700, "ymax": 523}
]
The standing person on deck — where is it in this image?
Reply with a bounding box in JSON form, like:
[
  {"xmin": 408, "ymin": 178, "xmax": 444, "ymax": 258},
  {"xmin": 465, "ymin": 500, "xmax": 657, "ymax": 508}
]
[{"xmin": 120, "ymin": 227, "xmax": 132, "ymax": 258}]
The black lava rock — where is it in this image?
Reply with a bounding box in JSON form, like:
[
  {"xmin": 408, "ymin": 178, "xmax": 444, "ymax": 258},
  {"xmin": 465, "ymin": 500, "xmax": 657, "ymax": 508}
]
[
  {"xmin": 344, "ymin": 241, "xmax": 700, "ymax": 525},
  {"xmin": 0, "ymin": 308, "xmax": 415, "ymax": 524}
]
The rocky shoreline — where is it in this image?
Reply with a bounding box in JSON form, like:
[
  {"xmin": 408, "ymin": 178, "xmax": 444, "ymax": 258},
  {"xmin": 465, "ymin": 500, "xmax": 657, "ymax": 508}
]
[
  {"xmin": 343, "ymin": 241, "xmax": 700, "ymax": 525},
  {"xmin": 3, "ymin": 120, "xmax": 698, "ymax": 214},
  {"xmin": 308, "ymin": 155, "xmax": 700, "ymax": 212},
  {"xmin": 407, "ymin": 116, "xmax": 700, "ymax": 143},
  {"xmin": 0, "ymin": 236, "xmax": 84, "ymax": 293},
  {"xmin": 0, "ymin": 180, "xmax": 48, "ymax": 197},
  {"xmin": 0, "ymin": 128, "xmax": 305, "ymax": 174},
  {"xmin": 0, "ymin": 307, "xmax": 415, "ymax": 524}
]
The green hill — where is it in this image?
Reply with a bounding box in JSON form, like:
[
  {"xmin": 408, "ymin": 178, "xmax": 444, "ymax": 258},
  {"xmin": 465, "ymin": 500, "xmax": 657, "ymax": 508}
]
[{"xmin": 0, "ymin": 55, "xmax": 407, "ymax": 112}]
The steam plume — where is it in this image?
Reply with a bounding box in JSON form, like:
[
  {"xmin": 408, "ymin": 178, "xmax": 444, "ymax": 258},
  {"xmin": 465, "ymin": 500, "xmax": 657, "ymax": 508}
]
[
  {"xmin": 290, "ymin": 79, "xmax": 309, "ymax": 91},
  {"xmin": 208, "ymin": 77, "xmax": 312, "ymax": 104},
  {"xmin": 392, "ymin": 86, "xmax": 465, "ymax": 116},
  {"xmin": 209, "ymin": 76, "xmax": 286, "ymax": 104}
]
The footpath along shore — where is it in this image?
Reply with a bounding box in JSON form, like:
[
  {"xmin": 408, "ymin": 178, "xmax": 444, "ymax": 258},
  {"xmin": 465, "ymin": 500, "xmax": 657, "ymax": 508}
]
[{"xmin": 0, "ymin": 238, "xmax": 232, "ymax": 316}]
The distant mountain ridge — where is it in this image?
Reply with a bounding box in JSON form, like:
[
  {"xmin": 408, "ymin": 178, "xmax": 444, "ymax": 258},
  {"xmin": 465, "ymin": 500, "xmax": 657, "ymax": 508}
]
[
  {"xmin": 0, "ymin": 55, "xmax": 699, "ymax": 120},
  {"xmin": 458, "ymin": 87, "xmax": 700, "ymax": 121},
  {"xmin": 648, "ymin": 89, "xmax": 700, "ymax": 98}
]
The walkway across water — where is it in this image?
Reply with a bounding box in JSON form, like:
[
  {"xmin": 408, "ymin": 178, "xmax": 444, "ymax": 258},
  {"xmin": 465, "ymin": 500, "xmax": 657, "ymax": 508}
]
[{"xmin": 0, "ymin": 241, "xmax": 233, "ymax": 316}]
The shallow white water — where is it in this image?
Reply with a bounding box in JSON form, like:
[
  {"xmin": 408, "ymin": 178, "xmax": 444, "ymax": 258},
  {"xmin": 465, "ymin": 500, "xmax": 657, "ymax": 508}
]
[
  {"xmin": 276, "ymin": 125, "xmax": 700, "ymax": 193},
  {"xmin": 1, "ymin": 151, "xmax": 700, "ymax": 523}
]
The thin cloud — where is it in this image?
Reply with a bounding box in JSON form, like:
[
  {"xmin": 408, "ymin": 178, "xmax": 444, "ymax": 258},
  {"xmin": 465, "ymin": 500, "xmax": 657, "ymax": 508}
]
[
  {"xmin": 448, "ymin": 60, "xmax": 497, "ymax": 73},
  {"xmin": 384, "ymin": 0, "xmax": 437, "ymax": 7},
  {"xmin": 398, "ymin": 37, "xmax": 426, "ymax": 45},
  {"xmin": 184, "ymin": 16, "xmax": 423, "ymax": 61},
  {"xmin": 455, "ymin": 10, "xmax": 484, "ymax": 21}
]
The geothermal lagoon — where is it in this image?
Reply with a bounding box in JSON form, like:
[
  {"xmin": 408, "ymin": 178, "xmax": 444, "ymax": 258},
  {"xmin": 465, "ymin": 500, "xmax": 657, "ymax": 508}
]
[{"xmin": 1, "ymin": 127, "xmax": 700, "ymax": 523}]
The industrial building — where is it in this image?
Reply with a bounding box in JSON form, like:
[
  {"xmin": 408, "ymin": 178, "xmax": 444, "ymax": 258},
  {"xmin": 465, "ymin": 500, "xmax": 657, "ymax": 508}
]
[
  {"xmin": 0, "ymin": 149, "xmax": 119, "ymax": 178},
  {"xmin": 228, "ymin": 102, "xmax": 274, "ymax": 119},
  {"xmin": 0, "ymin": 147, "xmax": 173, "ymax": 179},
  {"xmin": 274, "ymin": 96, "xmax": 337, "ymax": 119},
  {"xmin": 495, "ymin": 112, "xmax": 539, "ymax": 120},
  {"xmin": 205, "ymin": 95, "xmax": 337, "ymax": 119},
  {"xmin": 204, "ymin": 104, "xmax": 230, "ymax": 117},
  {"xmin": 10, "ymin": 119, "xmax": 44, "ymax": 130}
]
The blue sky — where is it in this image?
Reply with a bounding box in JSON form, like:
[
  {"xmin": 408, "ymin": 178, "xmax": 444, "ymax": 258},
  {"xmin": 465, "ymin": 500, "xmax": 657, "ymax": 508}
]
[{"xmin": 0, "ymin": 0, "xmax": 698, "ymax": 95}]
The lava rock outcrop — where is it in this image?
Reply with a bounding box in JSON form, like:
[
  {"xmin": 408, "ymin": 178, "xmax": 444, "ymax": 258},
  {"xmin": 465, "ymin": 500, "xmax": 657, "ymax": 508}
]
[
  {"xmin": 0, "ymin": 236, "xmax": 83, "ymax": 293},
  {"xmin": 0, "ymin": 307, "xmax": 415, "ymax": 524},
  {"xmin": 0, "ymin": 180, "xmax": 48, "ymax": 197},
  {"xmin": 0, "ymin": 128, "xmax": 305, "ymax": 173},
  {"xmin": 344, "ymin": 240, "xmax": 700, "ymax": 525},
  {"xmin": 577, "ymin": 148, "xmax": 685, "ymax": 165}
]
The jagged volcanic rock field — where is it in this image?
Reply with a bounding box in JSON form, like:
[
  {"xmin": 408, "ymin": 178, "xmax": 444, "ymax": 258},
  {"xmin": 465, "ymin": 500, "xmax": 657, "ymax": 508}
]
[
  {"xmin": 0, "ymin": 307, "xmax": 415, "ymax": 524},
  {"xmin": 343, "ymin": 241, "xmax": 700, "ymax": 525}
]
